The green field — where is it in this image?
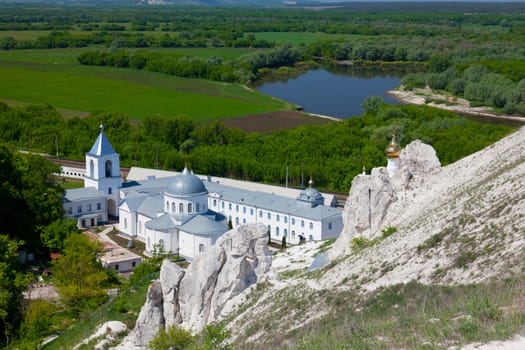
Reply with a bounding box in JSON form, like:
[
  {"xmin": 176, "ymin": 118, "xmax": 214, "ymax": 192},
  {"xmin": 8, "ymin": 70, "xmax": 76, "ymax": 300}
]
[{"xmin": 0, "ymin": 49, "xmax": 290, "ymax": 122}]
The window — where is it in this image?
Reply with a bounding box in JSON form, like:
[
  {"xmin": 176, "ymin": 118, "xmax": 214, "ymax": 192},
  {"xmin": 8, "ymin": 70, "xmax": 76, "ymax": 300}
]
[
  {"xmin": 329, "ymin": 223, "xmax": 332, "ymax": 230},
  {"xmin": 276, "ymin": 214, "xmax": 280, "ymax": 222},
  {"xmin": 243, "ymin": 206, "xmax": 246, "ymax": 213},
  {"xmin": 228, "ymin": 203, "xmax": 232, "ymax": 210},
  {"xmin": 243, "ymin": 218, "xmax": 246, "ymax": 224},
  {"xmin": 89, "ymin": 159, "xmax": 94, "ymax": 177},
  {"xmin": 301, "ymin": 220, "xmax": 305, "ymax": 228},
  {"xmin": 213, "ymin": 199, "xmax": 217, "ymax": 207},
  {"xmin": 284, "ymin": 216, "xmax": 288, "ymax": 223},
  {"xmin": 105, "ymin": 160, "xmax": 112, "ymax": 177},
  {"xmin": 114, "ymin": 264, "xmax": 119, "ymax": 271},
  {"xmin": 67, "ymin": 207, "xmax": 72, "ymax": 215},
  {"xmin": 108, "ymin": 187, "xmax": 112, "ymax": 195},
  {"xmin": 180, "ymin": 203, "xmax": 184, "ymax": 213},
  {"xmin": 267, "ymin": 212, "xmax": 271, "ymax": 219},
  {"xmin": 309, "ymin": 235, "xmax": 313, "ymax": 241},
  {"xmin": 88, "ymin": 203, "xmax": 92, "ymax": 212},
  {"xmin": 188, "ymin": 203, "xmax": 192, "ymax": 213},
  {"xmin": 276, "ymin": 227, "xmax": 279, "ymax": 236},
  {"xmin": 97, "ymin": 202, "xmax": 101, "ymax": 210},
  {"xmin": 199, "ymin": 243, "xmax": 205, "ymax": 253},
  {"xmin": 159, "ymin": 239, "xmax": 164, "ymax": 250},
  {"xmin": 124, "ymin": 218, "xmax": 127, "ymax": 229},
  {"xmin": 139, "ymin": 221, "xmax": 142, "ymax": 234},
  {"xmin": 259, "ymin": 210, "xmax": 263, "ymax": 218},
  {"xmin": 77, "ymin": 205, "xmax": 82, "ymax": 213},
  {"xmin": 284, "ymin": 228, "xmax": 288, "ymax": 236},
  {"xmin": 292, "ymin": 218, "xmax": 295, "ymax": 225},
  {"xmin": 292, "ymin": 231, "xmax": 296, "ymax": 239},
  {"xmin": 250, "ymin": 208, "xmax": 254, "ymax": 215},
  {"xmin": 235, "ymin": 217, "xmax": 239, "ymax": 225},
  {"xmin": 132, "ymin": 261, "xmax": 136, "ymax": 268},
  {"xmin": 196, "ymin": 202, "xmax": 200, "ymax": 212},
  {"xmin": 172, "ymin": 202, "xmax": 176, "ymax": 212},
  {"xmin": 166, "ymin": 201, "xmax": 169, "ymax": 211},
  {"xmin": 309, "ymin": 222, "xmax": 313, "ymax": 229},
  {"xmin": 147, "ymin": 237, "xmax": 150, "ymax": 249},
  {"xmin": 221, "ymin": 202, "xmax": 224, "ymax": 209},
  {"xmin": 236, "ymin": 204, "xmax": 239, "ymax": 212}
]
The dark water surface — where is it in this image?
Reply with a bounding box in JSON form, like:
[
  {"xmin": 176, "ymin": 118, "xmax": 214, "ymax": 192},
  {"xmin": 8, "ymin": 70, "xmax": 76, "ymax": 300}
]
[{"xmin": 255, "ymin": 67, "xmax": 404, "ymax": 119}]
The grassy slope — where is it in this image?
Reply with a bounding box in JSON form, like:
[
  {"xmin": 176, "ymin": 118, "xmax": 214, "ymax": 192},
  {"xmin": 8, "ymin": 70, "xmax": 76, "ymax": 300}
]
[{"xmin": 0, "ymin": 49, "xmax": 289, "ymax": 122}]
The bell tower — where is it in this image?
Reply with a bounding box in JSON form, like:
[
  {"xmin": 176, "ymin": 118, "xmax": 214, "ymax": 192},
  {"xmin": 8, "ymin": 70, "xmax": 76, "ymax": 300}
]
[{"xmin": 84, "ymin": 125, "xmax": 122, "ymax": 217}]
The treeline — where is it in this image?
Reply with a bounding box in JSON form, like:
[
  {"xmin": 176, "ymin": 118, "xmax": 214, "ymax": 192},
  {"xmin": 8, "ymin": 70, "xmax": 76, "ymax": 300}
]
[
  {"xmin": 402, "ymin": 60, "xmax": 525, "ymax": 115},
  {"xmin": 77, "ymin": 46, "xmax": 302, "ymax": 84},
  {"xmin": 0, "ymin": 101, "xmax": 513, "ymax": 193},
  {"xmin": 0, "ymin": 30, "xmax": 275, "ymax": 51}
]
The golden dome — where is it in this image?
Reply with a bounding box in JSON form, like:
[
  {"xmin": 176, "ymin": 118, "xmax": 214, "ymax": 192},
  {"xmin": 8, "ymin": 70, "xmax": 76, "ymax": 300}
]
[{"xmin": 385, "ymin": 134, "xmax": 401, "ymax": 158}]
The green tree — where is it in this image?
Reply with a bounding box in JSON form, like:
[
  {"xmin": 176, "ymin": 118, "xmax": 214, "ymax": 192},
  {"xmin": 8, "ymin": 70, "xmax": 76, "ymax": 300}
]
[
  {"xmin": 0, "ymin": 235, "xmax": 30, "ymax": 346},
  {"xmin": 40, "ymin": 218, "xmax": 79, "ymax": 252},
  {"xmin": 281, "ymin": 235, "xmax": 286, "ymax": 250},
  {"xmin": 52, "ymin": 234, "xmax": 108, "ymax": 313},
  {"xmin": 202, "ymin": 324, "xmax": 231, "ymax": 350},
  {"xmin": 149, "ymin": 325, "xmax": 196, "ymax": 350},
  {"xmin": 361, "ymin": 95, "xmax": 384, "ymax": 115},
  {"xmin": 19, "ymin": 300, "xmax": 56, "ymax": 350}
]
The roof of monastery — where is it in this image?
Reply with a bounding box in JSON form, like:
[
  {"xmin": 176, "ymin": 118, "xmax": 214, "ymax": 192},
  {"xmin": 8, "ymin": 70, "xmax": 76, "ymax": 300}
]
[
  {"xmin": 125, "ymin": 166, "xmax": 337, "ymax": 207},
  {"xmin": 121, "ymin": 175, "xmax": 341, "ymax": 222},
  {"xmin": 145, "ymin": 210, "xmax": 226, "ymax": 235},
  {"xmin": 87, "ymin": 125, "xmax": 117, "ymax": 156},
  {"xmin": 165, "ymin": 167, "xmax": 207, "ymax": 196},
  {"xmin": 64, "ymin": 187, "xmax": 105, "ymax": 203}
]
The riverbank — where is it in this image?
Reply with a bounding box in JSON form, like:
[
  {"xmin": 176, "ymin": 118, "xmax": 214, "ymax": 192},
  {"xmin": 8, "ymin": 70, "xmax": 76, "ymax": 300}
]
[{"xmin": 388, "ymin": 87, "xmax": 525, "ymax": 123}]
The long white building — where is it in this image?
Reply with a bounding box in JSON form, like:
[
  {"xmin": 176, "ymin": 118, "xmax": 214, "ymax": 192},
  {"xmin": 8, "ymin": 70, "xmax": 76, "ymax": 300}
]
[{"xmin": 64, "ymin": 126, "xmax": 343, "ymax": 259}]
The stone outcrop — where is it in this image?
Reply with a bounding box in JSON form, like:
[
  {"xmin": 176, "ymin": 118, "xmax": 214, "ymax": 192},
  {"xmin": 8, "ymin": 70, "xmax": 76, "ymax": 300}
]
[
  {"xmin": 116, "ymin": 223, "xmax": 271, "ymax": 349},
  {"xmin": 330, "ymin": 140, "xmax": 440, "ymax": 258}
]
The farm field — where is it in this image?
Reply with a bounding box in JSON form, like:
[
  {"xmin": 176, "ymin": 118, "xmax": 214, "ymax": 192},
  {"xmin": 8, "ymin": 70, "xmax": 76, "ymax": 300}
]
[{"xmin": 0, "ymin": 49, "xmax": 291, "ymax": 122}]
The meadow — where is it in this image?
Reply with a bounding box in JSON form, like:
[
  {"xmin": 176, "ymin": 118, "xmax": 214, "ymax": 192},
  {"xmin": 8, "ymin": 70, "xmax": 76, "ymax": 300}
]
[{"xmin": 0, "ymin": 48, "xmax": 290, "ymax": 122}]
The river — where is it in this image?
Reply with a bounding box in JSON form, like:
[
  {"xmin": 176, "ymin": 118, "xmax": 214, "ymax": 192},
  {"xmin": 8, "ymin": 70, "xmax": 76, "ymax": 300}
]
[{"xmin": 254, "ymin": 66, "xmax": 406, "ymax": 119}]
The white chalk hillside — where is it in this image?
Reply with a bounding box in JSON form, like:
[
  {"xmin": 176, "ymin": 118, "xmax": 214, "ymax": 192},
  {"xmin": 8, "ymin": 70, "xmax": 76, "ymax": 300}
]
[{"xmin": 113, "ymin": 126, "xmax": 525, "ymax": 349}]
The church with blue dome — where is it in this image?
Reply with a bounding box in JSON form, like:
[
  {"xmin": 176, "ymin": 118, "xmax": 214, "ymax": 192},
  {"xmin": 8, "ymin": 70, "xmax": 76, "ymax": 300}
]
[{"xmin": 65, "ymin": 126, "xmax": 343, "ymax": 260}]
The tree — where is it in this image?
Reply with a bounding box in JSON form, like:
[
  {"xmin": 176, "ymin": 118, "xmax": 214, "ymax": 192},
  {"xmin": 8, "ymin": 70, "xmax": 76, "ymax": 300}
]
[
  {"xmin": 40, "ymin": 218, "xmax": 79, "ymax": 252},
  {"xmin": 19, "ymin": 300, "xmax": 56, "ymax": 350},
  {"xmin": 0, "ymin": 235, "xmax": 30, "ymax": 346},
  {"xmin": 281, "ymin": 235, "xmax": 286, "ymax": 250},
  {"xmin": 52, "ymin": 234, "xmax": 108, "ymax": 313},
  {"xmin": 361, "ymin": 95, "xmax": 384, "ymax": 115},
  {"xmin": 149, "ymin": 325, "xmax": 196, "ymax": 350}
]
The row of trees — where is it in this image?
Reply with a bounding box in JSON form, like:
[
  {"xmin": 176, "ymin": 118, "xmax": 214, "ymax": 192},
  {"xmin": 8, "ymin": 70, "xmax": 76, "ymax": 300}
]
[{"xmin": 0, "ymin": 101, "xmax": 513, "ymax": 194}]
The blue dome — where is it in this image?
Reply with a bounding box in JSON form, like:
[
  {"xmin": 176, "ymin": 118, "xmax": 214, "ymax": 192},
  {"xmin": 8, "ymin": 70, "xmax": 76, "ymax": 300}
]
[{"xmin": 166, "ymin": 167, "xmax": 207, "ymax": 196}]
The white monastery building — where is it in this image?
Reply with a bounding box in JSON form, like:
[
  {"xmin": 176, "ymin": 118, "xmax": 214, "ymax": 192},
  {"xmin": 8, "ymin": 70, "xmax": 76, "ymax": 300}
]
[{"xmin": 63, "ymin": 126, "xmax": 343, "ymax": 259}]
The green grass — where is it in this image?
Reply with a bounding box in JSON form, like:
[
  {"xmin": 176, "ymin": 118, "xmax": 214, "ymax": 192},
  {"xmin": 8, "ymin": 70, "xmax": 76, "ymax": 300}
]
[{"xmin": 0, "ymin": 49, "xmax": 290, "ymax": 122}]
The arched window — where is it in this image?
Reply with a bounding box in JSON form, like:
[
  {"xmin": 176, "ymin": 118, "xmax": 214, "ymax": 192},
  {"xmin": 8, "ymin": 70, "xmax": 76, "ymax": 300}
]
[
  {"xmin": 196, "ymin": 202, "xmax": 200, "ymax": 212},
  {"xmin": 276, "ymin": 214, "xmax": 280, "ymax": 222},
  {"xmin": 309, "ymin": 222, "xmax": 313, "ymax": 229},
  {"xmin": 166, "ymin": 201, "xmax": 169, "ymax": 211},
  {"xmin": 292, "ymin": 231, "xmax": 296, "ymax": 239},
  {"xmin": 276, "ymin": 227, "xmax": 279, "ymax": 236},
  {"xmin": 199, "ymin": 243, "xmax": 205, "ymax": 253},
  {"xmin": 180, "ymin": 203, "xmax": 184, "ymax": 213},
  {"xmin": 89, "ymin": 160, "xmax": 94, "ymax": 177},
  {"xmin": 159, "ymin": 239, "xmax": 165, "ymax": 250},
  {"xmin": 172, "ymin": 202, "xmax": 176, "ymax": 212},
  {"xmin": 108, "ymin": 187, "xmax": 112, "ymax": 195},
  {"xmin": 235, "ymin": 217, "xmax": 239, "ymax": 225},
  {"xmin": 309, "ymin": 235, "xmax": 313, "ymax": 241},
  {"xmin": 292, "ymin": 218, "xmax": 295, "ymax": 225},
  {"xmin": 188, "ymin": 203, "xmax": 192, "ymax": 213},
  {"xmin": 284, "ymin": 228, "xmax": 288, "ymax": 237},
  {"xmin": 105, "ymin": 160, "xmax": 112, "ymax": 177}
]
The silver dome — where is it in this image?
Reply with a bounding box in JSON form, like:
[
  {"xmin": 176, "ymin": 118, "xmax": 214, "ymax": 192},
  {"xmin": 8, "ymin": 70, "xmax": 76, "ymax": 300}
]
[{"xmin": 166, "ymin": 167, "xmax": 207, "ymax": 196}]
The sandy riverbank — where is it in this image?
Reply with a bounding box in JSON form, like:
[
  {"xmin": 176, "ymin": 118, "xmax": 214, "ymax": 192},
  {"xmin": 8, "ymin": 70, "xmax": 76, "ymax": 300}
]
[{"xmin": 388, "ymin": 87, "xmax": 525, "ymax": 123}]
